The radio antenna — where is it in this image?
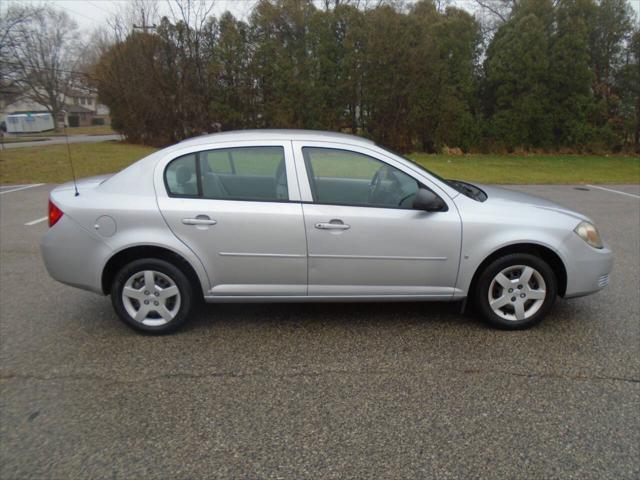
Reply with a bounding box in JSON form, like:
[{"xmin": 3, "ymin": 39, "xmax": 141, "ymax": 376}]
[{"xmin": 62, "ymin": 115, "xmax": 79, "ymax": 197}]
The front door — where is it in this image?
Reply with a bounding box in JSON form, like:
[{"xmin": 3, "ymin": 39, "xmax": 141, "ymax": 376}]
[
  {"xmin": 293, "ymin": 143, "xmax": 461, "ymax": 298},
  {"xmin": 157, "ymin": 142, "xmax": 307, "ymax": 297}
]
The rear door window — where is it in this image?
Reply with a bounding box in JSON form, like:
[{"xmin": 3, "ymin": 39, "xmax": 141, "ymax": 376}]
[{"xmin": 165, "ymin": 146, "xmax": 288, "ymax": 201}]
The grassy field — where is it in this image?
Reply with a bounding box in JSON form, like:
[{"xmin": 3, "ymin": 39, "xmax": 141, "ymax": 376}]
[
  {"xmin": 1, "ymin": 137, "xmax": 49, "ymax": 144},
  {"xmin": 409, "ymin": 153, "xmax": 640, "ymax": 184},
  {"xmin": 0, "ymin": 141, "xmax": 638, "ymax": 185},
  {"xmin": 0, "ymin": 142, "xmax": 155, "ymax": 184}
]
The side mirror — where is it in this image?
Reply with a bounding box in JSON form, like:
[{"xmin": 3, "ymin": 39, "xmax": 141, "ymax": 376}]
[{"xmin": 413, "ymin": 188, "xmax": 447, "ymax": 212}]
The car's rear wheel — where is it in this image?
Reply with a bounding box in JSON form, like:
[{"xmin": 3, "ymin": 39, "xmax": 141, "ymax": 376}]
[
  {"xmin": 111, "ymin": 258, "xmax": 194, "ymax": 334},
  {"xmin": 474, "ymin": 253, "xmax": 557, "ymax": 329}
]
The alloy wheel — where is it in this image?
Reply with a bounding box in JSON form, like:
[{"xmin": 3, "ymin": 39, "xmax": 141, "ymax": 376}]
[
  {"xmin": 121, "ymin": 270, "xmax": 181, "ymax": 326},
  {"xmin": 487, "ymin": 265, "xmax": 547, "ymax": 321}
]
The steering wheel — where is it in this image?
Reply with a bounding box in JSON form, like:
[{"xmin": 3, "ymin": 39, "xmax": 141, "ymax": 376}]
[
  {"xmin": 397, "ymin": 192, "xmax": 415, "ymax": 207},
  {"xmin": 368, "ymin": 165, "xmax": 403, "ymax": 205}
]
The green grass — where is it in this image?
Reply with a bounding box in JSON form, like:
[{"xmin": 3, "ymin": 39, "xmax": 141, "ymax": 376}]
[
  {"xmin": 63, "ymin": 125, "xmax": 117, "ymax": 136},
  {"xmin": 0, "ymin": 142, "xmax": 156, "ymax": 184},
  {"xmin": 0, "ymin": 142, "xmax": 638, "ymax": 185},
  {"xmin": 408, "ymin": 153, "xmax": 640, "ymax": 184},
  {"xmin": 1, "ymin": 137, "xmax": 49, "ymax": 144}
]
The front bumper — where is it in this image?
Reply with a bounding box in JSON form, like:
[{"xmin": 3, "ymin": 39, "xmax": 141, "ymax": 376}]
[{"xmin": 563, "ymin": 238, "xmax": 614, "ymax": 299}]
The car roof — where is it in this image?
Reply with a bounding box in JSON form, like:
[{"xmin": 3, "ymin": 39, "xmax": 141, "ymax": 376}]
[
  {"xmin": 103, "ymin": 128, "xmax": 459, "ymax": 200},
  {"xmin": 177, "ymin": 129, "xmax": 375, "ymax": 147}
]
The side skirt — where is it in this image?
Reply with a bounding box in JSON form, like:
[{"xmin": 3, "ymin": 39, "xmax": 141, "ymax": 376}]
[{"xmin": 203, "ymin": 294, "xmax": 466, "ymax": 303}]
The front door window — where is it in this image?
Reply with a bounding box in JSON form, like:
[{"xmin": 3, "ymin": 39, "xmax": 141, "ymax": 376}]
[{"xmin": 302, "ymin": 147, "xmax": 420, "ymax": 209}]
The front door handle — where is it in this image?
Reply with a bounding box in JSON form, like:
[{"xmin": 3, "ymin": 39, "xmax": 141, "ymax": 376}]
[
  {"xmin": 315, "ymin": 220, "xmax": 350, "ymax": 230},
  {"xmin": 182, "ymin": 217, "xmax": 217, "ymax": 226}
]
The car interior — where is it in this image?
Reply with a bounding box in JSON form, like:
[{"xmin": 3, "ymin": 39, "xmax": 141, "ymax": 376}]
[
  {"xmin": 167, "ymin": 146, "xmax": 421, "ymax": 208},
  {"xmin": 168, "ymin": 147, "xmax": 289, "ymax": 201},
  {"xmin": 302, "ymin": 147, "xmax": 420, "ymax": 208}
]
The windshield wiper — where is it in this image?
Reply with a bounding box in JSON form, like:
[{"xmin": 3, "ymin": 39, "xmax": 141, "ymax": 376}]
[{"xmin": 446, "ymin": 180, "xmax": 486, "ymax": 202}]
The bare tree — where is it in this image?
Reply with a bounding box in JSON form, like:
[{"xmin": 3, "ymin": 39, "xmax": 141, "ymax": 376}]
[
  {"xmin": 470, "ymin": 0, "xmax": 517, "ymax": 48},
  {"xmin": 0, "ymin": 5, "xmax": 40, "ymax": 97},
  {"xmin": 79, "ymin": 27, "xmax": 114, "ymax": 75},
  {"xmin": 108, "ymin": 0, "xmax": 160, "ymax": 40},
  {"xmin": 7, "ymin": 6, "xmax": 81, "ymax": 130},
  {"xmin": 166, "ymin": 0, "xmax": 216, "ymax": 30},
  {"xmin": 473, "ymin": 0, "xmax": 514, "ymax": 23}
]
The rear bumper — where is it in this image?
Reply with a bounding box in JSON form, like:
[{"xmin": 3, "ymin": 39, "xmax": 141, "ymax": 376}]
[
  {"xmin": 40, "ymin": 215, "xmax": 112, "ymax": 294},
  {"xmin": 563, "ymin": 239, "xmax": 614, "ymax": 299}
]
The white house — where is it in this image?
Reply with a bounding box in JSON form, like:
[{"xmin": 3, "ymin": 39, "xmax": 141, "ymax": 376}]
[
  {"xmin": 65, "ymin": 89, "xmax": 111, "ymax": 126},
  {"xmin": 1, "ymin": 85, "xmax": 110, "ymax": 132}
]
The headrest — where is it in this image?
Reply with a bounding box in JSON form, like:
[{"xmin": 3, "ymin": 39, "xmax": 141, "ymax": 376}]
[{"xmin": 176, "ymin": 165, "xmax": 192, "ymax": 185}]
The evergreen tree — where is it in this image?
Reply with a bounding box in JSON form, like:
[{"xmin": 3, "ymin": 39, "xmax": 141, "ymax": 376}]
[
  {"xmin": 211, "ymin": 13, "xmax": 255, "ymax": 130},
  {"xmin": 248, "ymin": 0, "xmax": 317, "ymax": 128},
  {"xmin": 588, "ymin": 0, "xmax": 635, "ymax": 146},
  {"xmin": 549, "ymin": 0, "xmax": 597, "ymax": 147},
  {"xmin": 93, "ymin": 0, "xmax": 638, "ymax": 152},
  {"xmin": 614, "ymin": 29, "xmax": 640, "ymax": 151},
  {"xmin": 484, "ymin": 0, "xmax": 555, "ymax": 149},
  {"xmin": 431, "ymin": 6, "xmax": 482, "ymax": 151}
]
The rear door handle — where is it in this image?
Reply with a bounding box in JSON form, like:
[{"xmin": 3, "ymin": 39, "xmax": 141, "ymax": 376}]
[
  {"xmin": 182, "ymin": 217, "xmax": 217, "ymax": 226},
  {"xmin": 315, "ymin": 220, "xmax": 350, "ymax": 230}
]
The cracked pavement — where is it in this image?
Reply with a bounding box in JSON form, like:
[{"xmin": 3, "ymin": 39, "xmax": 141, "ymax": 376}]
[{"xmin": 1, "ymin": 183, "xmax": 639, "ymax": 479}]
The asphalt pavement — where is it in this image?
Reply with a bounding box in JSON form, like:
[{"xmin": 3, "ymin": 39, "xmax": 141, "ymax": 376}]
[{"xmin": 1, "ymin": 183, "xmax": 638, "ymax": 479}]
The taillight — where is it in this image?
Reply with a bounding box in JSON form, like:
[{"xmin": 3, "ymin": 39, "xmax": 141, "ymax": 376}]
[{"xmin": 48, "ymin": 200, "xmax": 63, "ymax": 227}]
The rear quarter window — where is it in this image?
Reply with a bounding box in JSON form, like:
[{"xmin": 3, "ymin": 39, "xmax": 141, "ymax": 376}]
[{"xmin": 165, "ymin": 154, "xmax": 198, "ymax": 196}]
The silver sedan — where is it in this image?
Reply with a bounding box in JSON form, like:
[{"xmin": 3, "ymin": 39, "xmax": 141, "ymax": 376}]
[{"xmin": 41, "ymin": 130, "xmax": 613, "ymax": 333}]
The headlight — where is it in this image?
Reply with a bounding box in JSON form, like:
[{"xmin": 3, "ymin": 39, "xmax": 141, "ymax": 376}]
[{"xmin": 574, "ymin": 221, "xmax": 603, "ymax": 249}]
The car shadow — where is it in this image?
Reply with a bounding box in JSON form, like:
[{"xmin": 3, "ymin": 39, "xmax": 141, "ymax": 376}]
[
  {"xmin": 85, "ymin": 292, "xmax": 584, "ymax": 337},
  {"xmin": 182, "ymin": 300, "xmax": 482, "ymax": 333}
]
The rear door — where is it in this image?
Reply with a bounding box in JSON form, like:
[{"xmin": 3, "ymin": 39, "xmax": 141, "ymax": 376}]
[
  {"xmin": 156, "ymin": 141, "xmax": 307, "ymax": 297},
  {"xmin": 292, "ymin": 141, "xmax": 462, "ymax": 298}
]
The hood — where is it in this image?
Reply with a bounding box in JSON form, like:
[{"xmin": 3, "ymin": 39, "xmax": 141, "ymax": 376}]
[
  {"xmin": 54, "ymin": 174, "xmax": 113, "ymax": 193},
  {"xmin": 479, "ymin": 185, "xmax": 590, "ymax": 222}
]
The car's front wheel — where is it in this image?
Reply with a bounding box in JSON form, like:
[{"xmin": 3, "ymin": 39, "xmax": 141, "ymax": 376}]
[
  {"xmin": 474, "ymin": 253, "xmax": 557, "ymax": 330},
  {"xmin": 111, "ymin": 258, "xmax": 194, "ymax": 334}
]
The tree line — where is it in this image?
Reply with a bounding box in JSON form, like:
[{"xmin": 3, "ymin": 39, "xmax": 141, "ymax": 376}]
[{"xmin": 4, "ymin": 0, "xmax": 638, "ymax": 152}]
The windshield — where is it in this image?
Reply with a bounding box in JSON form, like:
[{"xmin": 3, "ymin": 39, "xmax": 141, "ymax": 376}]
[
  {"xmin": 377, "ymin": 143, "xmax": 487, "ymax": 201},
  {"xmin": 376, "ymin": 144, "xmax": 447, "ymax": 183}
]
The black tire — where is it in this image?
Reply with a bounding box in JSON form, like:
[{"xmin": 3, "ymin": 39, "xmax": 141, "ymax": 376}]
[
  {"xmin": 474, "ymin": 253, "xmax": 557, "ymax": 330},
  {"xmin": 111, "ymin": 258, "xmax": 195, "ymax": 334}
]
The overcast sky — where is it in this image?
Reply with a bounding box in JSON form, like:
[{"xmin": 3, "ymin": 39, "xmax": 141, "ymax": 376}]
[
  {"xmin": 4, "ymin": 0, "xmax": 255, "ymax": 27},
  {"xmin": 5, "ymin": 0, "xmax": 640, "ymax": 32}
]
